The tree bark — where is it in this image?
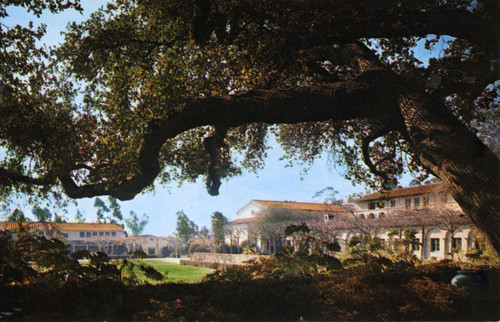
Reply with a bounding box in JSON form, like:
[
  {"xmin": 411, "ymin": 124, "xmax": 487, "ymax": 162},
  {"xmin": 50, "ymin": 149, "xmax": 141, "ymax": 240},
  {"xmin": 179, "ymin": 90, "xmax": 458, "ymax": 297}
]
[{"xmin": 397, "ymin": 88, "xmax": 500, "ymax": 257}]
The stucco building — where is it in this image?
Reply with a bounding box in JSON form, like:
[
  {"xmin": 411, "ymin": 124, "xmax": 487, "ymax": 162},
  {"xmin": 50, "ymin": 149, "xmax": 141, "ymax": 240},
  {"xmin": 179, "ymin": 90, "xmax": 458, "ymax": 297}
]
[
  {"xmin": 227, "ymin": 183, "xmax": 476, "ymax": 260},
  {"xmin": 227, "ymin": 200, "xmax": 344, "ymax": 254},
  {"xmin": 124, "ymin": 234, "xmax": 181, "ymax": 257},
  {"xmin": 0, "ymin": 222, "xmax": 127, "ymax": 255}
]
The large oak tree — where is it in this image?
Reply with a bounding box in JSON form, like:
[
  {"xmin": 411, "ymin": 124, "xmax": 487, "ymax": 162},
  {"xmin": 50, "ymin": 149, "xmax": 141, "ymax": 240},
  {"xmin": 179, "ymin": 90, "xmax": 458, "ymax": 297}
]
[{"xmin": 1, "ymin": 0, "xmax": 499, "ymax": 255}]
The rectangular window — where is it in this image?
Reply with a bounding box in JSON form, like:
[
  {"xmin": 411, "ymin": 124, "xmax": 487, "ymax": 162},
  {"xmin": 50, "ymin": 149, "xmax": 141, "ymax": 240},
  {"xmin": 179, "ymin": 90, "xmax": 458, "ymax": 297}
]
[
  {"xmin": 423, "ymin": 196, "xmax": 430, "ymax": 206},
  {"xmin": 92, "ymin": 232, "xmax": 98, "ymax": 236},
  {"xmin": 148, "ymin": 247, "xmax": 155, "ymax": 255},
  {"xmin": 80, "ymin": 232, "xmax": 85, "ymax": 238},
  {"xmin": 452, "ymin": 238, "xmax": 462, "ymax": 250},
  {"xmin": 368, "ymin": 202, "xmax": 376, "ymax": 210},
  {"xmin": 405, "ymin": 198, "xmax": 412, "ymax": 208},
  {"xmin": 412, "ymin": 238, "xmax": 421, "ymax": 251},
  {"xmin": 86, "ymin": 232, "xmax": 91, "ymax": 237},
  {"xmin": 431, "ymin": 238, "xmax": 440, "ymax": 252},
  {"xmin": 112, "ymin": 232, "xmax": 116, "ymax": 236},
  {"xmin": 99, "ymin": 232, "xmax": 104, "ymax": 236},
  {"xmin": 105, "ymin": 232, "xmax": 110, "ymax": 236},
  {"xmin": 414, "ymin": 197, "xmax": 420, "ymax": 207},
  {"xmin": 390, "ymin": 200, "xmax": 396, "ymax": 208}
]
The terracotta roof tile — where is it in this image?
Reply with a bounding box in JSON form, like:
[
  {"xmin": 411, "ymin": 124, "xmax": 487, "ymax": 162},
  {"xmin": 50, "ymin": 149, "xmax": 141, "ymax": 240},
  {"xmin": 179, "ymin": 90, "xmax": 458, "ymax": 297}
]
[
  {"xmin": 0, "ymin": 222, "xmax": 124, "ymax": 231},
  {"xmin": 253, "ymin": 200, "xmax": 345, "ymax": 212},
  {"xmin": 229, "ymin": 218, "xmax": 256, "ymax": 224},
  {"xmin": 355, "ymin": 183, "xmax": 446, "ymax": 202}
]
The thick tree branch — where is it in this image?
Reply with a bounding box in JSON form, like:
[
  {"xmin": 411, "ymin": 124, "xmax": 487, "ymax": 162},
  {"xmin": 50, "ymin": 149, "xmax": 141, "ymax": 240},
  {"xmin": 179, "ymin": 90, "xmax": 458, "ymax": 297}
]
[
  {"xmin": 299, "ymin": 41, "xmax": 386, "ymax": 76},
  {"xmin": 207, "ymin": 1, "xmax": 498, "ymax": 54},
  {"xmin": 397, "ymin": 84, "xmax": 500, "ymax": 256},
  {"xmin": 0, "ymin": 167, "xmax": 53, "ymax": 186},
  {"xmin": 361, "ymin": 126, "xmax": 395, "ymax": 187},
  {"xmin": 60, "ymin": 71, "xmax": 403, "ymax": 199}
]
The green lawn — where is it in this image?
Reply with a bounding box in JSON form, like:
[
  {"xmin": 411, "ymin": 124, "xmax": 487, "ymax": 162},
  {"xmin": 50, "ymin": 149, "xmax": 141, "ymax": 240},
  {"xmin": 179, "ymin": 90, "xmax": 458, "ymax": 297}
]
[{"xmin": 126, "ymin": 259, "xmax": 215, "ymax": 284}]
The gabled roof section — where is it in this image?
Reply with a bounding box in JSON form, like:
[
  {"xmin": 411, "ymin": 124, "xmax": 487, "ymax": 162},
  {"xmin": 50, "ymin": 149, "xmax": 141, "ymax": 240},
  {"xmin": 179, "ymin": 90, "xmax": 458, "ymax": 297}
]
[
  {"xmin": 252, "ymin": 200, "xmax": 345, "ymax": 212},
  {"xmin": 229, "ymin": 217, "xmax": 256, "ymax": 225},
  {"xmin": 0, "ymin": 222, "xmax": 124, "ymax": 231},
  {"xmin": 355, "ymin": 183, "xmax": 446, "ymax": 202}
]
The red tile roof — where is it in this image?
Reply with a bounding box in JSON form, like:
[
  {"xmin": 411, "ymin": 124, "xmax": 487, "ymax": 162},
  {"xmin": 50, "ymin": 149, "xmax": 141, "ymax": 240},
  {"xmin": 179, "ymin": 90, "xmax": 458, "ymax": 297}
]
[
  {"xmin": 0, "ymin": 222, "xmax": 124, "ymax": 231},
  {"xmin": 229, "ymin": 217, "xmax": 256, "ymax": 224},
  {"xmin": 355, "ymin": 183, "xmax": 446, "ymax": 202},
  {"xmin": 253, "ymin": 200, "xmax": 345, "ymax": 212}
]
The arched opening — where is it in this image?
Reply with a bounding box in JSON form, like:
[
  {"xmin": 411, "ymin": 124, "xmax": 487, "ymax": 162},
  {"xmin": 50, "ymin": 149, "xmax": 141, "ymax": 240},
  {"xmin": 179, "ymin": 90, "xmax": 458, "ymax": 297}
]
[
  {"xmin": 368, "ymin": 213, "xmax": 375, "ymax": 219},
  {"xmin": 378, "ymin": 212, "xmax": 385, "ymax": 219},
  {"xmin": 467, "ymin": 228, "xmax": 478, "ymax": 251}
]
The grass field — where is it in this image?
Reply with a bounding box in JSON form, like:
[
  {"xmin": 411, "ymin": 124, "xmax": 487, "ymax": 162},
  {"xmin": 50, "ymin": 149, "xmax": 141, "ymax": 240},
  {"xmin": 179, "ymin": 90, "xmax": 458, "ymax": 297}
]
[{"xmin": 126, "ymin": 259, "xmax": 215, "ymax": 284}]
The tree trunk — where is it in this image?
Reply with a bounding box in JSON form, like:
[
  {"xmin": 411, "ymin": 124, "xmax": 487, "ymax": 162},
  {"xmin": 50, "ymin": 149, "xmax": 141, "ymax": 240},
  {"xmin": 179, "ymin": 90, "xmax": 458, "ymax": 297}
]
[{"xmin": 398, "ymin": 90, "xmax": 500, "ymax": 257}]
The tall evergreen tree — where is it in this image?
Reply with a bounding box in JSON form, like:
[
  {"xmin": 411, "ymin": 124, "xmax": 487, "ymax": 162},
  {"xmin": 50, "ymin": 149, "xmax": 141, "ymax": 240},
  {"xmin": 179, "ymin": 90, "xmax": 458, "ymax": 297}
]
[
  {"xmin": 32, "ymin": 206, "xmax": 52, "ymax": 222},
  {"xmin": 125, "ymin": 211, "xmax": 149, "ymax": 236},
  {"xmin": 211, "ymin": 212, "xmax": 227, "ymax": 251},
  {"xmin": 176, "ymin": 211, "xmax": 198, "ymax": 242}
]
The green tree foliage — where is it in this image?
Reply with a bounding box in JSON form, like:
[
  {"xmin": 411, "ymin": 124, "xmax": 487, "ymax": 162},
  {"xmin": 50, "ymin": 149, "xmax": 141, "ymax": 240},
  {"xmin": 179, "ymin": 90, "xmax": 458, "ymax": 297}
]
[
  {"xmin": 31, "ymin": 205, "xmax": 51, "ymax": 222},
  {"xmin": 111, "ymin": 250, "xmax": 166, "ymax": 285},
  {"xmin": 7, "ymin": 208, "xmax": 29, "ymax": 223},
  {"xmin": 1, "ymin": 231, "xmax": 74, "ymax": 287},
  {"xmin": 74, "ymin": 209, "xmax": 86, "ymax": 223},
  {"xmin": 343, "ymin": 235, "xmax": 394, "ymax": 272},
  {"xmin": 313, "ymin": 187, "xmax": 344, "ymax": 205},
  {"xmin": 124, "ymin": 211, "xmax": 149, "ymax": 236},
  {"xmin": 53, "ymin": 213, "xmax": 66, "ymax": 223},
  {"xmin": 210, "ymin": 211, "xmax": 227, "ymax": 251},
  {"xmin": 176, "ymin": 210, "xmax": 198, "ymax": 242},
  {"xmin": 276, "ymin": 223, "xmax": 342, "ymax": 276},
  {"xmin": 94, "ymin": 197, "xmax": 110, "ymax": 223},
  {"xmin": 188, "ymin": 242, "xmax": 211, "ymax": 255},
  {"xmin": 108, "ymin": 197, "xmax": 123, "ymax": 221},
  {"xmin": 93, "ymin": 196, "xmax": 124, "ymax": 223},
  {"xmin": 1, "ymin": 0, "xmax": 499, "ymax": 255},
  {"xmin": 0, "ymin": 225, "xmax": 164, "ymax": 289},
  {"xmin": 255, "ymin": 206, "xmax": 309, "ymax": 253},
  {"xmin": 198, "ymin": 226, "xmax": 209, "ymax": 238},
  {"xmin": 387, "ymin": 227, "xmax": 421, "ymax": 264}
]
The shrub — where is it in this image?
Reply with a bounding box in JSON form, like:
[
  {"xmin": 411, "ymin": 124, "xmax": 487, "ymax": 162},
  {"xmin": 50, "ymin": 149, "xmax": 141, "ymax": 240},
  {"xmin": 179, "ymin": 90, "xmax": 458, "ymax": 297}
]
[{"xmin": 188, "ymin": 243, "xmax": 211, "ymax": 254}]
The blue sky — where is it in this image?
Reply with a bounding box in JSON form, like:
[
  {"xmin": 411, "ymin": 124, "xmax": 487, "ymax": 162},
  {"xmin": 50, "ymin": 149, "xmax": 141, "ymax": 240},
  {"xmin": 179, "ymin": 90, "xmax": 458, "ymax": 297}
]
[{"xmin": 2, "ymin": 1, "xmax": 423, "ymax": 235}]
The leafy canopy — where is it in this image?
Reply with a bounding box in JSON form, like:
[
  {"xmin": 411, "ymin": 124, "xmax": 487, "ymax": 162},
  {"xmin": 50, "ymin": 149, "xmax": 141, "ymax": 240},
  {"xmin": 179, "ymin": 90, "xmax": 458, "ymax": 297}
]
[{"xmin": 0, "ymin": 2, "xmax": 498, "ymax": 250}]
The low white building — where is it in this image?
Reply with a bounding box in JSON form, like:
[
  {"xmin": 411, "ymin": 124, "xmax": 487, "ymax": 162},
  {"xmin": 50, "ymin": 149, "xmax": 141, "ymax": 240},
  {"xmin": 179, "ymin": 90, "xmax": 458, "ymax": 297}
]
[
  {"xmin": 227, "ymin": 200, "xmax": 344, "ymax": 254},
  {"xmin": 124, "ymin": 234, "xmax": 181, "ymax": 257},
  {"xmin": 227, "ymin": 184, "xmax": 476, "ymax": 260},
  {"xmin": 347, "ymin": 183, "xmax": 474, "ymax": 260},
  {"xmin": 0, "ymin": 222, "xmax": 127, "ymax": 255}
]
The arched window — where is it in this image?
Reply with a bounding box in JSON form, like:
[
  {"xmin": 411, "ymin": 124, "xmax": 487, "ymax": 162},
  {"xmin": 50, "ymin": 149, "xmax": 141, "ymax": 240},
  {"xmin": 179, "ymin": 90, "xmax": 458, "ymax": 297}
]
[
  {"xmin": 378, "ymin": 212, "xmax": 385, "ymax": 219},
  {"xmin": 359, "ymin": 214, "xmax": 366, "ymax": 219},
  {"xmin": 368, "ymin": 213, "xmax": 375, "ymax": 219}
]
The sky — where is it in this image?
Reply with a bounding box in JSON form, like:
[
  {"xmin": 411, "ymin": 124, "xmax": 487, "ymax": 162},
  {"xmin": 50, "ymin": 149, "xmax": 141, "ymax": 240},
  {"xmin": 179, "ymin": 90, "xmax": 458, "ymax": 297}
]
[{"xmin": 1, "ymin": 1, "xmax": 424, "ymax": 236}]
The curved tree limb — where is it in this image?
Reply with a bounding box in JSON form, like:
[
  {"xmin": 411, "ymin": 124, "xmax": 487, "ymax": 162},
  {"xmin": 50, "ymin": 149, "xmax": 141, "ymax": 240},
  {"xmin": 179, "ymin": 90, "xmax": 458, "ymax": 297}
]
[
  {"xmin": 0, "ymin": 167, "xmax": 54, "ymax": 186},
  {"xmin": 396, "ymin": 83, "xmax": 500, "ymax": 256},
  {"xmin": 60, "ymin": 71, "xmax": 403, "ymax": 199},
  {"xmin": 202, "ymin": 1, "xmax": 498, "ymax": 55},
  {"xmin": 361, "ymin": 125, "xmax": 396, "ymax": 188}
]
